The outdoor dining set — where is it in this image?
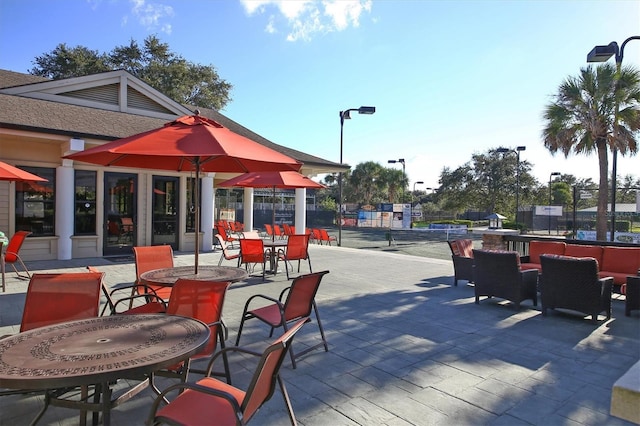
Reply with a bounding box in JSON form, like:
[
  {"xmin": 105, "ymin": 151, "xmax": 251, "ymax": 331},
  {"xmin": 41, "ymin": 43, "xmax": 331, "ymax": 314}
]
[{"xmin": 0, "ymin": 228, "xmax": 330, "ymax": 425}]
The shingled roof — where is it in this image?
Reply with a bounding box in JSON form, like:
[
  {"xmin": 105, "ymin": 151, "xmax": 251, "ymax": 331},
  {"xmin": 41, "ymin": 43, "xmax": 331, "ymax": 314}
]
[{"xmin": 0, "ymin": 69, "xmax": 346, "ymax": 174}]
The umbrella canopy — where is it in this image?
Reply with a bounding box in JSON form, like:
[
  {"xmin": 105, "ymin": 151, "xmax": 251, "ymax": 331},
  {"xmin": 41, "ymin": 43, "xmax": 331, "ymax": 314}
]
[
  {"xmin": 0, "ymin": 161, "xmax": 48, "ymax": 182},
  {"xmin": 64, "ymin": 114, "xmax": 302, "ymax": 272},
  {"xmin": 218, "ymin": 171, "xmax": 324, "ymax": 240}
]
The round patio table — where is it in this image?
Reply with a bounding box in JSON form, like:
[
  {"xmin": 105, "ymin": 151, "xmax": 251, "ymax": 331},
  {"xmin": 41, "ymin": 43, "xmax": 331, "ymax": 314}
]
[
  {"xmin": 0, "ymin": 314, "xmax": 209, "ymax": 425},
  {"xmin": 140, "ymin": 265, "xmax": 248, "ymax": 286}
]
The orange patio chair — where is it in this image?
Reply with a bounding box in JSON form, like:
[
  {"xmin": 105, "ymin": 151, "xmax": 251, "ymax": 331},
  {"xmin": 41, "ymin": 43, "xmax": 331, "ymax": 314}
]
[
  {"xmin": 276, "ymin": 234, "xmax": 312, "ymax": 280},
  {"xmin": 133, "ymin": 245, "xmax": 174, "ymax": 304},
  {"xmin": 264, "ymin": 223, "xmax": 274, "ymax": 239},
  {"xmin": 282, "ymin": 223, "xmax": 292, "ymax": 236},
  {"xmin": 149, "ymin": 278, "xmax": 232, "ymax": 397},
  {"xmin": 214, "ymin": 234, "xmax": 240, "ymax": 266},
  {"xmin": 273, "ymin": 224, "xmax": 284, "ymax": 239},
  {"xmin": 238, "ymin": 238, "xmax": 270, "ymax": 281},
  {"xmin": 86, "ymin": 266, "xmax": 166, "ymax": 316},
  {"xmin": 20, "ymin": 272, "xmax": 103, "ymax": 333},
  {"xmin": 216, "ymin": 224, "xmax": 238, "ymax": 249},
  {"xmin": 319, "ymin": 229, "xmax": 337, "ymax": 246},
  {"xmin": 311, "ymin": 228, "xmax": 322, "ymax": 245},
  {"xmin": 147, "ymin": 317, "xmax": 310, "ymax": 426},
  {"xmin": 3, "ymin": 230, "xmax": 32, "ymax": 280},
  {"xmin": 235, "ymin": 271, "xmax": 330, "ymax": 368}
]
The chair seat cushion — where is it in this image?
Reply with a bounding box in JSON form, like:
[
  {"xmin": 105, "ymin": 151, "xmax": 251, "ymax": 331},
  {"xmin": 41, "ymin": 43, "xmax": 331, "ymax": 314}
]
[{"xmin": 155, "ymin": 377, "xmax": 245, "ymax": 426}]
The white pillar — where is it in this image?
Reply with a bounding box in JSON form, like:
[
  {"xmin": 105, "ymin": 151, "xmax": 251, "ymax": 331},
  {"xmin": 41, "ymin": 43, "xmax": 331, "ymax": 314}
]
[
  {"xmin": 244, "ymin": 187, "xmax": 254, "ymax": 231},
  {"xmin": 295, "ymin": 188, "xmax": 306, "ymax": 234},
  {"xmin": 56, "ymin": 159, "xmax": 75, "ymax": 260},
  {"xmin": 201, "ymin": 174, "xmax": 214, "ymax": 252}
]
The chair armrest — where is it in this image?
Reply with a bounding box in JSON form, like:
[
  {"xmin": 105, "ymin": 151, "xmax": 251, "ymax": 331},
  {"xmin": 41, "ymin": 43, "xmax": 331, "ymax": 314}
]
[
  {"xmin": 110, "ymin": 294, "xmax": 167, "ymax": 315},
  {"xmin": 147, "ymin": 382, "xmax": 242, "ymax": 425},
  {"xmin": 520, "ymin": 268, "xmax": 539, "ymax": 284},
  {"xmin": 205, "ymin": 345, "xmax": 263, "ymax": 376},
  {"xmin": 599, "ymin": 276, "xmax": 614, "ymax": 295},
  {"xmin": 520, "ymin": 255, "xmax": 531, "ymax": 263},
  {"xmin": 241, "ymin": 293, "xmax": 283, "ymax": 313}
]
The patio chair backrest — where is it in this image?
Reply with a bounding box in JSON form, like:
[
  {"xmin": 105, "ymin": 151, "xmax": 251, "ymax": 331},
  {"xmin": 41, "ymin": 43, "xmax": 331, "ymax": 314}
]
[
  {"xmin": 20, "ymin": 272, "xmax": 103, "ymax": 332},
  {"xmin": 285, "ymin": 234, "xmax": 310, "ymax": 261},
  {"xmin": 241, "ymin": 317, "xmax": 309, "ymax": 422},
  {"xmin": 239, "ymin": 238, "xmax": 266, "ymax": 264},
  {"xmin": 283, "ymin": 270, "xmax": 329, "ymax": 321},
  {"xmin": 133, "ymin": 245, "xmax": 174, "ymax": 300},
  {"xmin": 273, "ymin": 224, "xmax": 283, "ymax": 237},
  {"xmin": 4, "ymin": 230, "xmax": 30, "ymax": 263},
  {"xmin": 264, "ymin": 223, "xmax": 273, "ymax": 236},
  {"xmin": 166, "ymin": 278, "xmax": 230, "ymax": 358}
]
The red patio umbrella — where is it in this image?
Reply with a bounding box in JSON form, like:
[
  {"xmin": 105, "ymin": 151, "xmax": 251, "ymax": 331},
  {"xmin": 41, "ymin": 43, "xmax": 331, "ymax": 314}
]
[
  {"xmin": 0, "ymin": 161, "xmax": 48, "ymax": 182},
  {"xmin": 64, "ymin": 114, "xmax": 302, "ymax": 272},
  {"xmin": 218, "ymin": 170, "xmax": 325, "ymax": 241}
]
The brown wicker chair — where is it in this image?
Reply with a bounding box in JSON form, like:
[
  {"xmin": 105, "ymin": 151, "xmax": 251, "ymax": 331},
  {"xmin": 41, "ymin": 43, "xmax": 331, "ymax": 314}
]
[
  {"xmin": 447, "ymin": 239, "xmax": 474, "ymax": 286},
  {"xmin": 622, "ymin": 276, "xmax": 639, "ymax": 317},
  {"xmin": 539, "ymin": 255, "xmax": 613, "ymax": 322},
  {"xmin": 472, "ymin": 249, "xmax": 538, "ymax": 310}
]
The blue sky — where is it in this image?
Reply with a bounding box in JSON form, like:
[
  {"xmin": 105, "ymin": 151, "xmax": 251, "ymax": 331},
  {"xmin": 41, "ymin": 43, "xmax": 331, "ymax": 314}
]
[{"xmin": 1, "ymin": 0, "xmax": 638, "ymax": 189}]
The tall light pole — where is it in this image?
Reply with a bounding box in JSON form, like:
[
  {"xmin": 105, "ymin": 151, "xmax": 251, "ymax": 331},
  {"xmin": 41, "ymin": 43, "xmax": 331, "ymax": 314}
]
[
  {"xmin": 412, "ymin": 181, "xmax": 423, "ymax": 226},
  {"xmin": 497, "ymin": 146, "xmax": 526, "ymax": 226},
  {"xmin": 339, "ymin": 106, "xmax": 376, "ymax": 246},
  {"xmin": 549, "ymin": 172, "xmax": 561, "ymax": 235},
  {"xmin": 587, "ymin": 36, "xmax": 640, "ymax": 241},
  {"xmin": 388, "ymin": 158, "xmax": 406, "ymax": 203}
]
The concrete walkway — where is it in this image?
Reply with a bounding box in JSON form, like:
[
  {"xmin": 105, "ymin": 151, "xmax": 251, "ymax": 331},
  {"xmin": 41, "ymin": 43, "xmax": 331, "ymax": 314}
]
[{"xmin": 0, "ymin": 242, "xmax": 638, "ymax": 425}]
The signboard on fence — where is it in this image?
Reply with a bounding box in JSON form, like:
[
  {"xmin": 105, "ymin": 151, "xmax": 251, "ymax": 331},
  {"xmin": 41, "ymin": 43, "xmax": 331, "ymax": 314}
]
[{"xmin": 535, "ymin": 205, "xmax": 563, "ymax": 216}]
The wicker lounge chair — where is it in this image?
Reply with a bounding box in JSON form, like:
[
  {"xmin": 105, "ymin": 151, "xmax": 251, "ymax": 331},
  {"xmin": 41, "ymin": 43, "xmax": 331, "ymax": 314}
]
[
  {"xmin": 472, "ymin": 249, "xmax": 538, "ymax": 310},
  {"xmin": 447, "ymin": 239, "xmax": 474, "ymax": 286},
  {"xmin": 539, "ymin": 254, "xmax": 613, "ymax": 322}
]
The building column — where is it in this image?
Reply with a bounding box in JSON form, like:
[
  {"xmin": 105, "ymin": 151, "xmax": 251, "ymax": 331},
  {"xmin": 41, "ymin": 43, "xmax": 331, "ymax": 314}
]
[
  {"xmin": 201, "ymin": 173, "xmax": 214, "ymax": 252},
  {"xmin": 56, "ymin": 159, "xmax": 75, "ymax": 260},
  {"xmin": 244, "ymin": 187, "xmax": 254, "ymax": 231},
  {"xmin": 295, "ymin": 188, "xmax": 306, "ymax": 234}
]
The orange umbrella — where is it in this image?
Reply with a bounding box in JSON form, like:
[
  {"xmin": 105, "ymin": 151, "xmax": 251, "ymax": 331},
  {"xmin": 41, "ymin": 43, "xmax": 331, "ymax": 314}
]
[
  {"xmin": 218, "ymin": 171, "xmax": 325, "ymax": 241},
  {"xmin": 64, "ymin": 114, "xmax": 301, "ymax": 272},
  {"xmin": 0, "ymin": 161, "xmax": 47, "ymax": 182}
]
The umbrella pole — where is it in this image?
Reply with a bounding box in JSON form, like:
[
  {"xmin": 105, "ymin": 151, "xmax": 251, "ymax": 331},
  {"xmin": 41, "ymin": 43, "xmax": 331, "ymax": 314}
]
[
  {"xmin": 272, "ymin": 186, "xmax": 276, "ymax": 242},
  {"xmin": 194, "ymin": 158, "xmax": 200, "ymax": 273}
]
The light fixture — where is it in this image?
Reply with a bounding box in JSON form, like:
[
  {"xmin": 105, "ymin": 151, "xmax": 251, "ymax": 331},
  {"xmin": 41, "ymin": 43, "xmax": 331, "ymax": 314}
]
[{"xmin": 338, "ymin": 106, "xmax": 376, "ymax": 246}]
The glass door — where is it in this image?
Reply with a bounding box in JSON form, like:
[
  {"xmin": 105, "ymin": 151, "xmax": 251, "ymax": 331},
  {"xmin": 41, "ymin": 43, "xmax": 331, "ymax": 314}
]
[
  {"xmin": 152, "ymin": 176, "xmax": 179, "ymax": 249},
  {"xmin": 104, "ymin": 172, "xmax": 137, "ymax": 256}
]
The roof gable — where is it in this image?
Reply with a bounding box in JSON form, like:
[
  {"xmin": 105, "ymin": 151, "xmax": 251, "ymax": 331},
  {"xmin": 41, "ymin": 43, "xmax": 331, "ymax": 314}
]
[{"xmin": 0, "ymin": 70, "xmax": 190, "ymax": 120}]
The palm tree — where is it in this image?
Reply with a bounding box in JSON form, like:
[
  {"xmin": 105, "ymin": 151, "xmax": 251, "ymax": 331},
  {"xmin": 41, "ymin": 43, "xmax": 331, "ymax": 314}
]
[{"xmin": 542, "ymin": 63, "xmax": 640, "ymax": 240}]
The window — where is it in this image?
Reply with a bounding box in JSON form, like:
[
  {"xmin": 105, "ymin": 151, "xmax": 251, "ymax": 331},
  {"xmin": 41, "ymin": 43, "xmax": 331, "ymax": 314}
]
[
  {"xmin": 186, "ymin": 177, "xmax": 200, "ymax": 232},
  {"xmin": 74, "ymin": 170, "xmax": 97, "ymax": 235},
  {"xmin": 15, "ymin": 167, "xmax": 55, "ymax": 236}
]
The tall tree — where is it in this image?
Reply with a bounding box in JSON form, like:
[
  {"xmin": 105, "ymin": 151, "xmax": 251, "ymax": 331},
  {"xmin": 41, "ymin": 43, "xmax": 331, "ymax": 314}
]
[
  {"xmin": 30, "ymin": 36, "xmax": 232, "ymax": 110},
  {"xmin": 542, "ymin": 63, "xmax": 640, "ymax": 240}
]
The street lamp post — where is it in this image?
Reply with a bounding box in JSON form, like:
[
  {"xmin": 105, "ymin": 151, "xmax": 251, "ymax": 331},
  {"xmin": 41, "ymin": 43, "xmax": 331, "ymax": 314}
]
[
  {"xmin": 497, "ymin": 146, "xmax": 526, "ymax": 226},
  {"xmin": 549, "ymin": 172, "xmax": 561, "ymax": 235},
  {"xmin": 339, "ymin": 106, "xmax": 376, "ymax": 246},
  {"xmin": 388, "ymin": 158, "xmax": 406, "ymax": 203},
  {"xmin": 587, "ymin": 36, "xmax": 640, "ymax": 242},
  {"xmin": 411, "ymin": 181, "xmax": 423, "ymax": 225}
]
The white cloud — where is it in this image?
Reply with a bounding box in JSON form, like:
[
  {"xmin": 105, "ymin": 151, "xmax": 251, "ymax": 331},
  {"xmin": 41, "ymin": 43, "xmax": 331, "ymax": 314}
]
[
  {"xmin": 128, "ymin": 0, "xmax": 174, "ymax": 34},
  {"xmin": 240, "ymin": 0, "xmax": 372, "ymax": 41}
]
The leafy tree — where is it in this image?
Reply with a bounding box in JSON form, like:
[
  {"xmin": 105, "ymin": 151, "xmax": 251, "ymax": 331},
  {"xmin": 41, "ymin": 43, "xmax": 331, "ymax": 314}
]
[
  {"xmin": 542, "ymin": 63, "xmax": 640, "ymax": 240},
  {"xmin": 347, "ymin": 161, "xmax": 386, "ymax": 205},
  {"xmin": 30, "ymin": 36, "xmax": 232, "ymax": 110}
]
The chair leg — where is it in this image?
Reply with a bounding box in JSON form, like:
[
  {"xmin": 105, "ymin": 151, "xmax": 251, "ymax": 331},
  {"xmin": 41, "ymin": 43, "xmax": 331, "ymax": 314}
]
[
  {"xmin": 235, "ymin": 315, "xmax": 247, "ymax": 346},
  {"xmin": 277, "ymin": 375, "xmax": 297, "ymax": 426},
  {"xmin": 313, "ymin": 301, "xmax": 328, "ymax": 352},
  {"xmin": 10, "ymin": 259, "xmax": 30, "ymax": 279}
]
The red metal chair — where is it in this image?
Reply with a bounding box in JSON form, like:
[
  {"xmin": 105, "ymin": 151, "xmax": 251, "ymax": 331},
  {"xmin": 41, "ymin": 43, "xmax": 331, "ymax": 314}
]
[
  {"xmin": 133, "ymin": 245, "xmax": 174, "ymax": 304},
  {"xmin": 3, "ymin": 230, "xmax": 32, "ymax": 280},
  {"xmin": 238, "ymin": 238, "xmax": 269, "ymax": 281},
  {"xmin": 150, "ymin": 278, "xmax": 232, "ymax": 394},
  {"xmin": 264, "ymin": 223, "xmax": 274, "ymax": 238},
  {"xmin": 216, "ymin": 224, "xmax": 238, "ymax": 249},
  {"xmin": 148, "ymin": 317, "xmax": 309, "ymax": 426},
  {"xmin": 273, "ymin": 224, "xmax": 284, "ymax": 239},
  {"xmin": 319, "ymin": 229, "xmax": 337, "ymax": 246},
  {"xmin": 214, "ymin": 234, "xmax": 240, "ymax": 266},
  {"xmin": 235, "ymin": 271, "xmax": 330, "ymax": 368},
  {"xmin": 20, "ymin": 272, "xmax": 103, "ymax": 332},
  {"xmin": 87, "ymin": 266, "xmax": 166, "ymax": 316},
  {"xmin": 311, "ymin": 228, "xmax": 322, "ymax": 245},
  {"xmin": 276, "ymin": 234, "xmax": 312, "ymax": 280},
  {"xmin": 282, "ymin": 223, "xmax": 292, "ymax": 236}
]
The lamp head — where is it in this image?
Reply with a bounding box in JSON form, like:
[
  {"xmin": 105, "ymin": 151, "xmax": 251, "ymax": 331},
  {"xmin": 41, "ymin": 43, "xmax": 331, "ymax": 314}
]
[
  {"xmin": 516, "ymin": 146, "xmax": 526, "ymax": 151},
  {"xmin": 587, "ymin": 42, "xmax": 618, "ymax": 63},
  {"xmin": 388, "ymin": 160, "xmax": 397, "ymax": 164},
  {"xmin": 341, "ymin": 110, "xmax": 351, "ymax": 120},
  {"xmin": 416, "ymin": 181, "xmax": 424, "ymax": 184},
  {"xmin": 496, "ymin": 148, "xmax": 509, "ymax": 153},
  {"xmin": 358, "ymin": 106, "xmax": 376, "ymax": 114},
  {"xmin": 399, "ymin": 158, "xmax": 405, "ymax": 164}
]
